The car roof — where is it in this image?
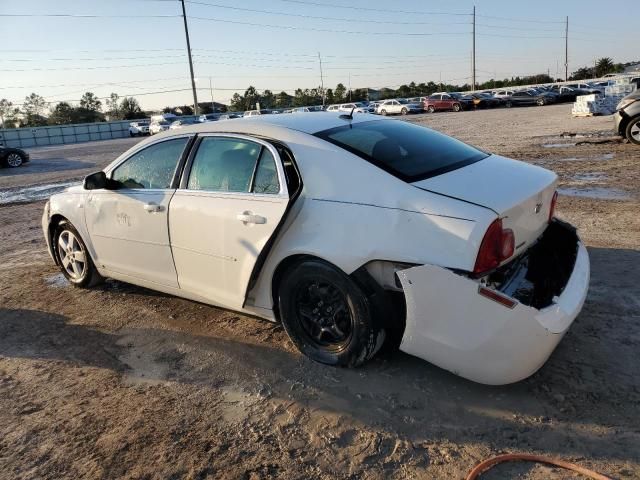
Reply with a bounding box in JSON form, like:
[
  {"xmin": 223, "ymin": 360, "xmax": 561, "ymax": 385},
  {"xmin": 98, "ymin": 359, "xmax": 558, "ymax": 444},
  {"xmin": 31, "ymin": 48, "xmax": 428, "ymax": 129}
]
[{"xmin": 168, "ymin": 111, "xmax": 380, "ymax": 136}]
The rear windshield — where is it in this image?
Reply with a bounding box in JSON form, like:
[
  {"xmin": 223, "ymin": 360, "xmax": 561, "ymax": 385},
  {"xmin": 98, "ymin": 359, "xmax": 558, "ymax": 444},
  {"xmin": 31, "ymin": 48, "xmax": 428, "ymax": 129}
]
[{"xmin": 315, "ymin": 120, "xmax": 489, "ymax": 182}]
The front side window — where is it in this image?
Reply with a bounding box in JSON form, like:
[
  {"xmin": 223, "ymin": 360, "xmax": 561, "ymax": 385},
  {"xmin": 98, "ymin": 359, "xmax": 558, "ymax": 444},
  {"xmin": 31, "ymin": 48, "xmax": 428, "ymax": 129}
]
[
  {"xmin": 111, "ymin": 137, "xmax": 188, "ymax": 189},
  {"xmin": 315, "ymin": 120, "xmax": 488, "ymax": 182},
  {"xmin": 187, "ymin": 137, "xmax": 280, "ymax": 194}
]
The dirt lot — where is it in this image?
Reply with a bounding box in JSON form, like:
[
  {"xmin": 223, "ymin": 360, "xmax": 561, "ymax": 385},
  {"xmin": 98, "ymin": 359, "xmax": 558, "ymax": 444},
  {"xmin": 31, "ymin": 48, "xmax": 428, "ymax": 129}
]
[{"xmin": 1, "ymin": 104, "xmax": 639, "ymax": 479}]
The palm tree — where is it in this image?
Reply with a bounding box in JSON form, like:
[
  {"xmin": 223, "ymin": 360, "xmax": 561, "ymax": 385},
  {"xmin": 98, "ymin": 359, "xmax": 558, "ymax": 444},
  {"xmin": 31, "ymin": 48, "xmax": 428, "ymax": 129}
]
[{"xmin": 595, "ymin": 57, "xmax": 614, "ymax": 77}]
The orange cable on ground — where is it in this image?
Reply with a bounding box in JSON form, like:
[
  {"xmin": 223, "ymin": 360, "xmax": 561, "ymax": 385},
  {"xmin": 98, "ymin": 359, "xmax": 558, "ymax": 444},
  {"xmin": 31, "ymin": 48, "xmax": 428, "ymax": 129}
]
[{"xmin": 465, "ymin": 453, "xmax": 612, "ymax": 480}]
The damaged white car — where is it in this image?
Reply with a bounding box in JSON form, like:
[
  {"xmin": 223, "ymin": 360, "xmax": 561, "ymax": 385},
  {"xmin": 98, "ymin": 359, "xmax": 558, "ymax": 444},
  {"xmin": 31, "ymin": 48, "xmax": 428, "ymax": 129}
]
[{"xmin": 42, "ymin": 113, "xmax": 589, "ymax": 385}]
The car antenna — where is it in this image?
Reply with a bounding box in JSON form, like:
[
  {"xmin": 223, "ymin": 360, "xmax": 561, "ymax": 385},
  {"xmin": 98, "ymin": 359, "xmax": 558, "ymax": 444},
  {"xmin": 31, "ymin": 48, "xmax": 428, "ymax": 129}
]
[{"xmin": 339, "ymin": 106, "xmax": 356, "ymax": 120}]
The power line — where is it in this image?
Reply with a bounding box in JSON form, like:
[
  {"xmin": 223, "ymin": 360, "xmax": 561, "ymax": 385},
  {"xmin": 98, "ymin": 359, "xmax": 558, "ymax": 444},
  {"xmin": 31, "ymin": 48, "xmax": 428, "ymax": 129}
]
[
  {"xmin": 276, "ymin": 0, "xmax": 470, "ymax": 16},
  {"xmin": 0, "ymin": 61, "xmax": 187, "ymax": 72},
  {"xmin": 476, "ymin": 14, "xmax": 565, "ymax": 24},
  {"xmin": 185, "ymin": 0, "xmax": 469, "ymax": 25},
  {"xmin": 188, "ymin": 15, "xmax": 470, "ymax": 36},
  {"xmin": 0, "ymin": 13, "xmax": 180, "ymax": 18}
]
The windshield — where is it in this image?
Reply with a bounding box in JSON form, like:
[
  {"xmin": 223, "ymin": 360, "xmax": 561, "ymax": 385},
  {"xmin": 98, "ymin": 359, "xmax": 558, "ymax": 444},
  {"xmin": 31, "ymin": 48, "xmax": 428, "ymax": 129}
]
[
  {"xmin": 398, "ymin": 99, "xmax": 408, "ymax": 104},
  {"xmin": 315, "ymin": 120, "xmax": 489, "ymax": 182}
]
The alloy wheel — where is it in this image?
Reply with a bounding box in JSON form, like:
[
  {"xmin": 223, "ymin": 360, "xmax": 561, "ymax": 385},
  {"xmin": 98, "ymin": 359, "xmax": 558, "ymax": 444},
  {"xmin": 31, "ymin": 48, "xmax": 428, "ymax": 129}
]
[
  {"xmin": 294, "ymin": 280, "xmax": 353, "ymax": 350},
  {"xmin": 6, "ymin": 153, "xmax": 23, "ymax": 167},
  {"xmin": 630, "ymin": 120, "xmax": 640, "ymax": 143},
  {"xmin": 57, "ymin": 230, "xmax": 87, "ymax": 280}
]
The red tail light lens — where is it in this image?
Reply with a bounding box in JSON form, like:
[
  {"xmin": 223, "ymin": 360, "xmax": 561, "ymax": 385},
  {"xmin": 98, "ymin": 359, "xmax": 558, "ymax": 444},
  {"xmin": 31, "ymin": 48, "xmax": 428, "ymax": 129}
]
[
  {"xmin": 549, "ymin": 190, "xmax": 558, "ymax": 222},
  {"xmin": 473, "ymin": 219, "xmax": 515, "ymax": 276}
]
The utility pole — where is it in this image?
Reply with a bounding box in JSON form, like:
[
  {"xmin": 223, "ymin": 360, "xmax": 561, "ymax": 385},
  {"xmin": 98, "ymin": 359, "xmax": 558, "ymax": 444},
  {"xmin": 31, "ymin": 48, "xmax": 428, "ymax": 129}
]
[
  {"xmin": 564, "ymin": 16, "xmax": 569, "ymax": 81},
  {"xmin": 180, "ymin": 0, "xmax": 199, "ymax": 115},
  {"xmin": 348, "ymin": 72, "xmax": 351, "ymax": 101},
  {"xmin": 209, "ymin": 77, "xmax": 214, "ymax": 112},
  {"xmin": 472, "ymin": 5, "xmax": 476, "ymax": 91},
  {"xmin": 318, "ymin": 52, "xmax": 325, "ymax": 107}
]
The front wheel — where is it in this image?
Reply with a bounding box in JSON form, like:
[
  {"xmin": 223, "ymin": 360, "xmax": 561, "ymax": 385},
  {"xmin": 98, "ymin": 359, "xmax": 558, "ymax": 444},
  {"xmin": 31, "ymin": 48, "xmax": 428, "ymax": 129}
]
[
  {"xmin": 54, "ymin": 221, "xmax": 103, "ymax": 288},
  {"xmin": 5, "ymin": 152, "xmax": 24, "ymax": 168},
  {"xmin": 537, "ymin": 98, "xmax": 545, "ymax": 106},
  {"xmin": 626, "ymin": 115, "xmax": 640, "ymax": 145},
  {"xmin": 452, "ymin": 103, "xmax": 461, "ymax": 112},
  {"xmin": 427, "ymin": 105, "xmax": 435, "ymax": 113},
  {"xmin": 278, "ymin": 260, "xmax": 384, "ymax": 367},
  {"xmin": 380, "ymin": 109, "xmax": 387, "ymax": 116},
  {"xmin": 505, "ymin": 101, "xmax": 513, "ymax": 108},
  {"xmin": 401, "ymin": 107, "xmax": 408, "ymax": 115}
]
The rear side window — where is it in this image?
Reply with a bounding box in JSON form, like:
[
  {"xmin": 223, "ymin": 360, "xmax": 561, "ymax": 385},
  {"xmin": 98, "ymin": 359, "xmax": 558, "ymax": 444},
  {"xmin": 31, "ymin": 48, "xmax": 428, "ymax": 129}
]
[{"xmin": 315, "ymin": 120, "xmax": 488, "ymax": 182}]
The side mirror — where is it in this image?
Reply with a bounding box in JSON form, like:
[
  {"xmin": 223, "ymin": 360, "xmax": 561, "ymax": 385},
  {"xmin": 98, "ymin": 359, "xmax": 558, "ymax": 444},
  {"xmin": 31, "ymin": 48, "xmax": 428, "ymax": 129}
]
[{"xmin": 83, "ymin": 171, "xmax": 108, "ymax": 190}]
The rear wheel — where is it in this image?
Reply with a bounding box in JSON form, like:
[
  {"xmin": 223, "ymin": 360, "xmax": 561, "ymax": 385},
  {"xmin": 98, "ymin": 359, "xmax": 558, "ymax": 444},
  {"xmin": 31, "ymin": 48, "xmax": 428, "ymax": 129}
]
[
  {"xmin": 54, "ymin": 221, "xmax": 103, "ymax": 288},
  {"xmin": 452, "ymin": 103, "xmax": 461, "ymax": 112},
  {"xmin": 427, "ymin": 105, "xmax": 435, "ymax": 113},
  {"xmin": 5, "ymin": 152, "xmax": 24, "ymax": 168},
  {"xmin": 278, "ymin": 260, "xmax": 384, "ymax": 367},
  {"xmin": 401, "ymin": 107, "xmax": 408, "ymax": 115},
  {"xmin": 380, "ymin": 109, "xmax": 387, "ymax": 116},
  {"xmin": 536, "ymin": 98, "xmax": 545, "ymax": 106},
  {"xmin": 626, "ymin": 115, "xmax": 640, "ymax": 145},
  {"xmin": 505, "ymin": 101, "xmax": 513, "ymax": 108}
]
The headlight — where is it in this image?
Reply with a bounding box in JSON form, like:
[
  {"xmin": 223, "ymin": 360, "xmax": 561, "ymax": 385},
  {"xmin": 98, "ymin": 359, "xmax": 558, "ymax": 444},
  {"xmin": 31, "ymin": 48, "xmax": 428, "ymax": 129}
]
[{"xmin": 617, "ymin": 98, "xmax": 638, "ymax": 111}]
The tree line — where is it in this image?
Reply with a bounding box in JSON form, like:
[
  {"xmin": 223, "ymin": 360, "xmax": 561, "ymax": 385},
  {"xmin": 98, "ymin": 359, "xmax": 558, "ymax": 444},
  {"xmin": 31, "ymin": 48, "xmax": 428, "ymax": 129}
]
[{"xmin": 0, "ymin": 92, "xmax": 144, "ymax": 129}]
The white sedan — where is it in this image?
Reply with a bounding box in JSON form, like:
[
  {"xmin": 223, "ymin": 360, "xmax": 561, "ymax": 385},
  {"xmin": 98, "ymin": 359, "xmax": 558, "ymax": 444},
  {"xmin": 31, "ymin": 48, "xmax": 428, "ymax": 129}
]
[
  {"xmin": 377, "ymin": 99, "xmax": 423, "ymax": 115},
  {"xmin": 42, "ymin": 113, "xmax": 589, "ymax": 385}
]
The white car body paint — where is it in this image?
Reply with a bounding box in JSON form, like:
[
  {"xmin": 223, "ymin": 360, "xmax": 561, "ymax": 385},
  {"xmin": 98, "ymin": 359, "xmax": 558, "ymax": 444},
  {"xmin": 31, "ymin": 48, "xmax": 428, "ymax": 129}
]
[
  {"xmin": 42, "ymin": 113, "xmax": 590, "ymax": 384},
  {"xmin": 397, "ymin": 243, "xmax": 589, "ymax": 385}
]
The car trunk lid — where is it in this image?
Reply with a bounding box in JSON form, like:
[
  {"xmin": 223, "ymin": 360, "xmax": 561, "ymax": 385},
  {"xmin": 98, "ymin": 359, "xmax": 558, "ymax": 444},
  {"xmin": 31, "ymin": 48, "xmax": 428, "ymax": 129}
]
[{"xmin": 412, "ymin": 154, "xmax": 558, "ymax": 255}]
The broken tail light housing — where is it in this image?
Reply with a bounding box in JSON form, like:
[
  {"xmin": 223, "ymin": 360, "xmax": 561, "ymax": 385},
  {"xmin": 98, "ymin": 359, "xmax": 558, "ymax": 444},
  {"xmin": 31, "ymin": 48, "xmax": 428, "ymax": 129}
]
[
  {"xmin": 473, "ymin": 218, "xmax": 515, "ymax": 276},
  {"xmin": 549, "ymin": 190, "xmax": 558, "ymax": 223}
]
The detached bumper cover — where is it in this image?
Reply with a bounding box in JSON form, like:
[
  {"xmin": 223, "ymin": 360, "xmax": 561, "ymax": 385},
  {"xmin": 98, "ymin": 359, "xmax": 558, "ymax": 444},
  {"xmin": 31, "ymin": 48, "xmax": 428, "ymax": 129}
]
[{"xmin": 397, "ymin": 222, "xmax": 589, "ymax": 385}]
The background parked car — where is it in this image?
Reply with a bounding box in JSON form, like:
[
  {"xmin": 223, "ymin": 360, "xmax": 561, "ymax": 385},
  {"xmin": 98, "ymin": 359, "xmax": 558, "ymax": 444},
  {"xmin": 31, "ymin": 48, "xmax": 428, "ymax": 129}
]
[
  {"xmin": 567, "ymin": 82, "xmax": 603, "ymax": 95},
  {"xmin": 506, "ymin": 90, "xmax": 552, "ymax": 107},
  {"xmin": 615, "ymin": 90, "xmax": 640, "ymax": 145},
  {"xmin": 292, "ymin": 106, "xmax": 324, "ymax": 113},
  {"xmin": 338, "ymin": 102, "xmax": 374, "ymax": 113},
  {"xmin": 128, "ymin": 121, "xmax": 150, "ymax": 137},
  {"xmin": 149, "ymin": 120, "xmax": 172, "ymax": 135},
  {"xmin": 218, "ymin": 113, "xmax": 242, "ymax": 120},
  {"xmin": 376, "ymin": 99, "xmax": 422, "ymax": 115},
  {"xmin": 0, "ymin": 144, "xmax": 29, "ymax": 168},
  {"xmin": 549, "ymin": 85, "xmax": 592, "ymax": 103},
  {"xmin": 469, "ymin": 93, "xmax": 503, "ymax": 108},
  {"xmin": 170, "ymin": 119, "xmax": 199, "ymax": 130},
  {"xmin": 492, "ymin": 90, "xmax": 514, "ymax": 100},
  {"xmin": 198, "ymin": 113, "xmax": 220, "ymax": 123},
  {"xmin": 424, "ymin": 93, "xmax": 464, "ymax": 112}
]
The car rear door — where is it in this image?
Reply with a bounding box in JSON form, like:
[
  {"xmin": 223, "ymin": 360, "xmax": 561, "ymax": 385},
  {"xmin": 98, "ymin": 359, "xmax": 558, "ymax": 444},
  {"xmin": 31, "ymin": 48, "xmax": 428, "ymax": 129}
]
[
  {"xmin": 85, "ymin": 136, "xmax": 192, "ymax": 287},
  {"xmin": 168, "ymin": 134, "xmax": 289, "ymax": 310}
]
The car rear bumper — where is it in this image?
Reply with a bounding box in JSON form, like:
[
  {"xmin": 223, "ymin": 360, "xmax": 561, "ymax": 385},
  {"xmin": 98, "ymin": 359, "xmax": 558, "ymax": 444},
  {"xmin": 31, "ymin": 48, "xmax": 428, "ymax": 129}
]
[{"xmin": 396, "ymin": 220, "xmax": 589, "ymax": 385}]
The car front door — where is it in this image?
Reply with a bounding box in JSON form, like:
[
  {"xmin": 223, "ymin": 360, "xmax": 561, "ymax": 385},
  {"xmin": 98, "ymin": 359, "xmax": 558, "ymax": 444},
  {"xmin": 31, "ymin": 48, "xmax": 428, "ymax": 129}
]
[
  {"xmin": 168, "ymin": 135, "xmax": 289, "ymax": 310},
  {"xmin": 85, "ymin": 136, "xmax": 191, "ymax": 287}
]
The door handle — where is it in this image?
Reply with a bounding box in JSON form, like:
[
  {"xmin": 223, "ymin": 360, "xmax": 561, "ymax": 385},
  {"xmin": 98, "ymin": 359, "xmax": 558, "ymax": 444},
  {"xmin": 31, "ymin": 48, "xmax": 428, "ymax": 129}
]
[
  {"xmin": 143, "ymin": 203, "xmax": 164, "ymax": 213},
  {"xmin": 237, "ymin": 211, "xmax": 266, "ymax": 224}
]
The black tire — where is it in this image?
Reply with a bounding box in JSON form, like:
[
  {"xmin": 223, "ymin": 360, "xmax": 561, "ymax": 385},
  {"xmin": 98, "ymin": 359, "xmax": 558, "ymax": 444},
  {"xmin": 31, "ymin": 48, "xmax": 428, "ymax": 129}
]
[
  {"xmin": 5, "ymin": 152, "xmax": 24, "ymax": 168},
  {"xmin": 129, "ymin": 131, "xmax": 136, "ymax": 137},
  {"xmin": 625, "ymin": 115, "xmax": 640, "ymax": 145},
  {"xmin": 427, "ymin": 105, "xmax": 435, "ymax": 113},
  {"xmin": 536, "ymin": 98, "xmax": 545, "ymax": 106},
  {"xmin": 401, "ymin": 107, "xmax": 408, "ymax": 115},
  {"xmin": 380, "ymin": 109, "xmax": 387, "ymax": 116},
  {"xmin": 53, "ymin": 221, "xmax": 103, "ymax": 288},
  {"xmin": 278, "ymin": 260, "xmax": 385, "ymax": 367},
  {"xmin": 505, "ymin": 101, "xmax": 513, "ymax": 108},
  {"xmin": 452, "ymin": 103, "xmax": 461, "ymax": 112}
]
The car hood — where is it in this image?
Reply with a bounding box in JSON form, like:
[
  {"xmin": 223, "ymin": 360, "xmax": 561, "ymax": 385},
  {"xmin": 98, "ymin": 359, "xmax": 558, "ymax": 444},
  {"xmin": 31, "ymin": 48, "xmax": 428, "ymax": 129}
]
[{"xmin": 412, "ymin": 154, "xmax": 558, "ymax": 251}]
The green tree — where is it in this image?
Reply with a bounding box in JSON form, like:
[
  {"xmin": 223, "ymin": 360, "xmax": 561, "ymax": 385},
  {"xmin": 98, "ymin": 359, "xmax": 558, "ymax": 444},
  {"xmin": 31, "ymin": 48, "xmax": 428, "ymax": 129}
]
[
  {"xmin": 106, "ymin": 93, "xmax": 120, "ymax": 119},
  {"xmin": 334, "ymin": 83, "xmax": 346, "ymax": 103},
  {"xmin": 595, "ymin": 57, "xmax": 614, "ymax": 77},
  {"xmin": 48, "ymin": 102, "xmax": 76, "ymax": 125},
  {"xmin": 261, "ymin": 89, "xmax": 275, "ymax": 109},
  {"xmin": 120, "ymin": 97, "xmax": 143, "ymax": 120},
  {"xmin": 275, "ymin": 91, "xmax": 292, "ymax": 108},
  {"xmin": 23, "ymin": 93, "xmax": 47, "ymax": 126},
  {"xmin": 79, "ymin": 92, "xmax": 102, "ymax": 112},
  {"xmin": 0, "ymin": 99, "xmax": 13, "ymax": 127}
]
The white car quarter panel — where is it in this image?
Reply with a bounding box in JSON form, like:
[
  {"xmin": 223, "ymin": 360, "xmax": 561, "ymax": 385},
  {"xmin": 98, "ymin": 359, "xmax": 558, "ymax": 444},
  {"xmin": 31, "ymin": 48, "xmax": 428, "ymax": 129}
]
[
  {"xmin": 396, "ymin": 242, "xmax": 590, "ymax": 385},
  {"xmin": 85, "ymin": 189, "xmax": 179, "ymax": 287}
]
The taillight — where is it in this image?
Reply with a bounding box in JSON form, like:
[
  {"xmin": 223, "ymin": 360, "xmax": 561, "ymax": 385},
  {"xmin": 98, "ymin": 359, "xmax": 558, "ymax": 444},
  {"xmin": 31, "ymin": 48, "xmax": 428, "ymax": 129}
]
[
  {"xmin": 473, "ymin": 218, "xmax": 515, "ymax": 276},
  {"xmin": 549, "ymin": 190, "xmax": 558, "ymax": 222}
]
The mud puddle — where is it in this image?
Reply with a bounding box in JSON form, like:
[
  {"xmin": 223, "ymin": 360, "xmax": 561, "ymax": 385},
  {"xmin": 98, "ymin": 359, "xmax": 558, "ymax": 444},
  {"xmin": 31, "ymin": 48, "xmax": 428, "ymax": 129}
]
[
  {"xmin": 558, "ymin": 187, "xmax": 631, "ymax": 200},
  {"xmin": 0, "ymin": 180, "xmax": 79, "ymax": 205}
]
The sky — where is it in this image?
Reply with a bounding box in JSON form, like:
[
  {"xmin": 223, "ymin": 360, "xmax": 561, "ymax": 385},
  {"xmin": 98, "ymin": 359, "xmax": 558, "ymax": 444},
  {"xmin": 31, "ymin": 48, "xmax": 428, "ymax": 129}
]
[{"xmin": 0, "ymin": 0, "xmax": 635, "ymax": 111}]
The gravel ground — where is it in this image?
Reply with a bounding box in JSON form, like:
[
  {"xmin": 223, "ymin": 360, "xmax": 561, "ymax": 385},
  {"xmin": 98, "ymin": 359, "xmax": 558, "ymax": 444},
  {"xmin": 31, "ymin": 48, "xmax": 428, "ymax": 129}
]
[{"xmin": 1, "ymin": 105, "xmax": 639, "ymax": 480}]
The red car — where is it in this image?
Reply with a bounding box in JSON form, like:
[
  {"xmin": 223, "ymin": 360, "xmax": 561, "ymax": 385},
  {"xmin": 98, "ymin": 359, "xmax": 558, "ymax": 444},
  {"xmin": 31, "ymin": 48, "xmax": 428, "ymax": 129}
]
[{"xmin": 423, "ymin": 93, "xmax": 463, "ymax": 112}]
